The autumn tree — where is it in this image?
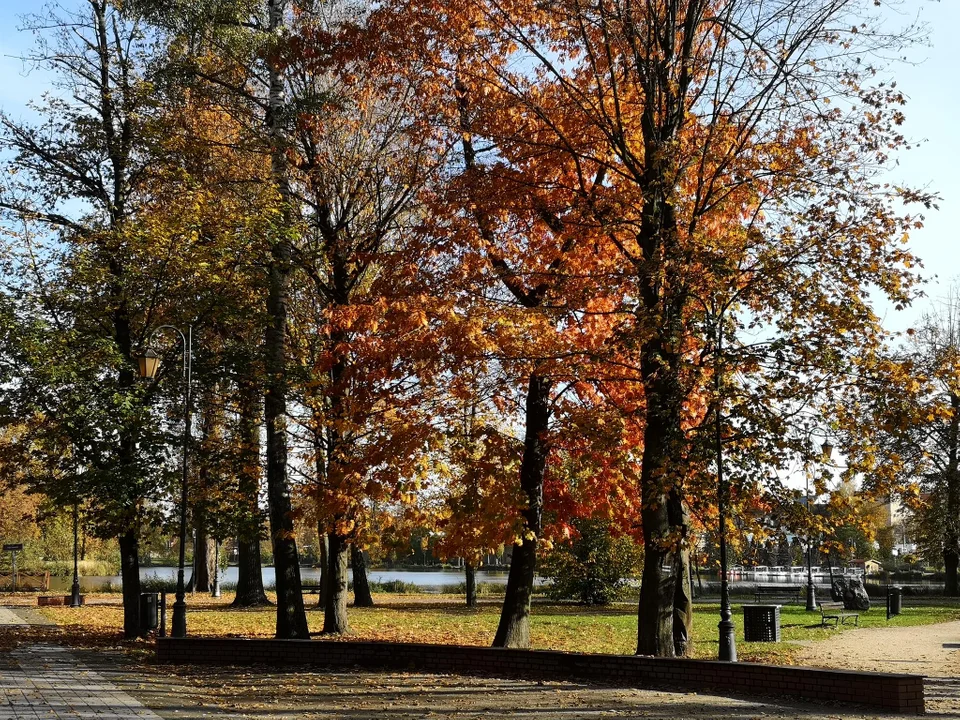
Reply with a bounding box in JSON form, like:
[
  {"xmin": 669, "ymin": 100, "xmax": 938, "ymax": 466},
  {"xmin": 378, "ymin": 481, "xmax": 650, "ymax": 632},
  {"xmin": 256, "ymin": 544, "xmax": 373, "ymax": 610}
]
[
  {"xmin": 368, "ymin": 0, "xmax": 931, "ymax": 656},
  {"xmin": 432, "ymin": 370, "xmax": 524, "ymax": 608},
  {"xmin": 134, "ymin": 0, "xmax": 319, "ymax": 636},
  {"xmin": 284, "ymin": 25, "xmax": 449, "ymax": 631},
  {"xmin": 847, "ymin": 289, "xmax": 960, "ymax": 595},
  {"xmin": 0, "ymin": 0, "xmax": 186, "ymax": 637}
]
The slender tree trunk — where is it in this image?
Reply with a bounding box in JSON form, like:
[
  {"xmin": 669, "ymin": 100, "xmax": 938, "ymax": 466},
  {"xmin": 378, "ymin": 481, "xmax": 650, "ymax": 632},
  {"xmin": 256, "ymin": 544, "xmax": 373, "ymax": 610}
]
[
  {"xmin": 118, "ymin": 530, "xmax": 141, "ymax": 639},
  {"xmin": 493, "ymin": 374, "xmax": 551, "ymax": 648},
  {"xmin": 232, "ymin": 373, "xmax": 269, "ymax": 607},
  {"xmin": 465, "ymin": 561, "xmax": 477, "ymax": 608},
  {"xmin": 317, "ymin": 525, "xmax": 329, "ymax": 608},
  {"xmin": 192, "ymin": 527, "xmax": 211, "ymax": 593},
  {"xmin": 671, "ymin": 491, "xmax": 693, "ymax": 657},
  {"xmin": 351, "ymin": 544, "xmax": 374, "ymax": 607},
  {"xmin": 945, "ymin": 393, "xmax": 960, "ymax": 596},
  {"xmin": 312, "ymin": 419, "xmax": 330, "ymax": 609},
  {"xmin": 324, "ymin": 532, "xmax": 350, "ymax": 633},
  {"xmin": 262, "ymin": 0, "xmax": 309, "ymax": 640}
]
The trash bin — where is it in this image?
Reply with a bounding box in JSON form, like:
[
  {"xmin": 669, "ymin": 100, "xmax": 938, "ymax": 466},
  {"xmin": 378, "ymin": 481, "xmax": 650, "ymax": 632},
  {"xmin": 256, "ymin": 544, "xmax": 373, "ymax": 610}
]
[
  {"xmin": 139, "ymin": 592, "xmax": 159, "ymax": 631},
  {"xmin": 887, "ymin": 586, "xmax": 902, "ymax": 618},
  {"xmin": 743, "ymin": 604, "xmax": 781, "ymax": 642}
]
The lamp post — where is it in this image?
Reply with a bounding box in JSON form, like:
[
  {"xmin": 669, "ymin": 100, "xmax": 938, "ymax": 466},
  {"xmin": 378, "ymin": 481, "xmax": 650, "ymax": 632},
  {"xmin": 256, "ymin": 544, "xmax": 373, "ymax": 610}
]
[
  {"xmin": 713, "ymin": 318, "xmax": 736, "ymax": 661},
  {"xmin": 803, "ymin": 440, "xmax": 833, "ymax": 612},
  {"xmin": 804, "ymin": 471, "xmax": 817, "ymax": 611},
  {"xmin": 138, "ymin": 325, "xmax": 192, "ymax": 638},
  {"xmin": 211, "ymin": 539, "xmax": 221, "ymax": 598},
  {"xmin": 69, "ymin": 499, "xmax": 82, "ymax": 607}
]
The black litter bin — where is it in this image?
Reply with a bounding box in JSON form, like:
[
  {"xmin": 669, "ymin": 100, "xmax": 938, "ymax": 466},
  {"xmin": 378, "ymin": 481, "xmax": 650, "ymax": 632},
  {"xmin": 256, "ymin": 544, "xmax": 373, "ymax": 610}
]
[
  {"xmin": 743, "ymin": 604, "xmax": 781, "ymax": 642},
  {"xmin": 887, "ymin": 586, "xmax": 902, "ymax": 618},
  {"xmin": 140, "ymin": 592, "xmax": 159, "ymax": 631}
]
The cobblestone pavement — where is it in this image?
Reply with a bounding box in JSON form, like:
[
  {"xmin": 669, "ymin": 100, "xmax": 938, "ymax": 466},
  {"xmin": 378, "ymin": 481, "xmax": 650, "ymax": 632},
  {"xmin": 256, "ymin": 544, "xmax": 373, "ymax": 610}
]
[{"xmin": 0, "ymin": 642, "xmax": 163, "ymax": 719}]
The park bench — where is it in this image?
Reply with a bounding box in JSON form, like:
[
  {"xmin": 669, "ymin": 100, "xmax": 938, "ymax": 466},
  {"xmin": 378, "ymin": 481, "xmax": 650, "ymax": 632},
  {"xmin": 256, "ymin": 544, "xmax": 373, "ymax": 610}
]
[
  {"xmin": 37, "ymin": 595, "xmax": 85, "ymax": 606},
  {"xmin": 302, "ymin": 585, "xmax": 322, "ymax": 595},
  {"xmin": 819, "ymin": 601, "xmax": 859, "ymax": 627},
  {"xmin": 754, "ymin": 584, "xmax": 802, "ymax": 604}
]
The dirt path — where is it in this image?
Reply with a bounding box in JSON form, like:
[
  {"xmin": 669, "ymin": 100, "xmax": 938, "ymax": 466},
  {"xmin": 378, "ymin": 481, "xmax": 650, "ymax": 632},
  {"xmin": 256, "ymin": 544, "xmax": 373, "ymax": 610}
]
[{"xmin": 794, "ymin": 619, "xmax": 960, "ymax": 716}]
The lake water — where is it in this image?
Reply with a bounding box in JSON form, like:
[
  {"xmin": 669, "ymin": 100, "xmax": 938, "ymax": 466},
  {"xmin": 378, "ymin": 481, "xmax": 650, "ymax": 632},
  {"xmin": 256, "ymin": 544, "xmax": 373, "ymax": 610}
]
[
  {"xmin": 51, "ymin": 566, "xmax": 522, "ymax": 592},
  {"xmin": 50, "ymin": 564, "xmax": 944, "ymax": 594}
]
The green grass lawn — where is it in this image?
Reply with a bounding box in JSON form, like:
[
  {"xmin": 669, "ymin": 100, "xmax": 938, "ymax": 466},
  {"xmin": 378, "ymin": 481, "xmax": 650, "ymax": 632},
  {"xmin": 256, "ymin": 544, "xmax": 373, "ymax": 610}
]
[{"xmin": 35, "ymin": 593, "xmax": 960, "ymax": 664}]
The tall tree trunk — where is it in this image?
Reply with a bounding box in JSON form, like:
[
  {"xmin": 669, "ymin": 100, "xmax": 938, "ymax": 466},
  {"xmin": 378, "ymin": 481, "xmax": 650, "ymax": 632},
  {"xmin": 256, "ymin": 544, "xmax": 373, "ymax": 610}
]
[
  {"xmin": 262, "ymin": 0, "xmax": 309, "ymax": 640},
  {"xmin": 324, "ymin": 532, "xmax": 350, "ymax": 633},
  {"xmin": 232, "ymin": 374, "xmax": 269, "ymax": 607},
  {"xmin": 233, "ymin": 538, "xmax": 269, "ymax": 606},
  {"xmin": 670, "ymin": 490, "xmax": 693, "ymax": 656},
  {"xmin": 946, "ymin": 392, "xmax": 960, "ymax": 596},
  {"xmin": 312, "ymin": 419, "xmax": 330, "ymax": 609},
  {"xmin": 191, "ymin": 527, "xmax": 211, "ymax": 593},
  {"xmin": 317, "ymin": 525, "xmax": 329, "ymax": 607},
  {"xmin": 636, "ymin": 331, "xmax": 691, "ymax": 657},
  {"xmin": 118, "ymin": 529, "xmax": 141, "ymax": 639},
  {"xmin": 465, "ymin": 561, "xmax": 477, "ymax": 608},
  {"xmin": 493, "ymin": 374, "xmax": 551, "ymax": 648},
  {"xmin": 351, "ymin": 544, "xmax": 374, "ymax": 607}
]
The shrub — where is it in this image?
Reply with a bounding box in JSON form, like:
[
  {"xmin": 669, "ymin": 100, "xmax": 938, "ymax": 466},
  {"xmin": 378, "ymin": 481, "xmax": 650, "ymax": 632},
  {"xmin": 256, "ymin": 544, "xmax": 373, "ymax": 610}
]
[
  {"xmin": 540, "ymin": 518, "xmax": 643, "ymax": 605},
  {"xmin": 440, "ymin": 581, "xmax": 509, "ymax": 597},
  {"xmin": 43, "ymin": 559, "xmax": 119, "ymax": 577},
  {"xmin": 367, "ymin": 579, "xmax": 422, "ymax": 593}
]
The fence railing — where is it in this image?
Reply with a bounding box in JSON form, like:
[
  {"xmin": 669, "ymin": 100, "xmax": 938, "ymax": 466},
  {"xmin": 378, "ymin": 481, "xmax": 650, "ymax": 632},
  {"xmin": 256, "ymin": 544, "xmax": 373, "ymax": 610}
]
[{"xmin": 0, "ymin": 571, "xmax": 50, "ymax": 591}]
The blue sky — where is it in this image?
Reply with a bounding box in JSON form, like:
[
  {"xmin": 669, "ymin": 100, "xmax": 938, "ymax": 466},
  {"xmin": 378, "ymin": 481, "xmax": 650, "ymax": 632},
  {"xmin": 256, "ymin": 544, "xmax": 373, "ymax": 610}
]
[{"xmin": 0, "ymin": 0, "xmax": 956, "ymax": 334}]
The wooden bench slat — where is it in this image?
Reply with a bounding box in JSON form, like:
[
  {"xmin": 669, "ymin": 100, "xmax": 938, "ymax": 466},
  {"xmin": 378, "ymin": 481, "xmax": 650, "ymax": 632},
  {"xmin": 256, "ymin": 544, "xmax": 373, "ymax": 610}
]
[
  {"xmin": 818, "ymin": 601, "xmax": 859, "ymax": 627},
  {"xmin": 754, "ymin": 585, "xmax": 802, "ymax": 604}
]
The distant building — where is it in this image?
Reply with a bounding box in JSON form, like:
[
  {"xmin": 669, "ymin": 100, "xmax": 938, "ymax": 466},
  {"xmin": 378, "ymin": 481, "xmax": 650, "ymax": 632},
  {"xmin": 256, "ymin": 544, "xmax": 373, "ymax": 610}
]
[{"xmin": 851, "ymin": 558, "xmax": 882, "ymax": 575}]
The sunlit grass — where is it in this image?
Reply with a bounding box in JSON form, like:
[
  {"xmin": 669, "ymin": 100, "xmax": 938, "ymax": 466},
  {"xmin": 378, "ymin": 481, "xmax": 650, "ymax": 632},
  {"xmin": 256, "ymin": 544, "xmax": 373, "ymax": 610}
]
[{"xmin": 35, "ymin": 592, "xmax": 960, "ymax": 664}]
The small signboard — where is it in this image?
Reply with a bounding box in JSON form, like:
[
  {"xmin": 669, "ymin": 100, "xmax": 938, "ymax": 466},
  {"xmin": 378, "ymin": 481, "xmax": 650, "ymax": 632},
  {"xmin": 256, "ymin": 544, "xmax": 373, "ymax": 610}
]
[{"xmin": 2, "ymin": 543, "xmax": 23, "ymax": 552}]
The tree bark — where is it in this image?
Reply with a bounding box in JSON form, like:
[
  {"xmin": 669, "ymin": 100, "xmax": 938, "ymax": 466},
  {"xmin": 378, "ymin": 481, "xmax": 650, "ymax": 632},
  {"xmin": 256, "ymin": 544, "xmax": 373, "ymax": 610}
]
[
  {"xmin": 324, "ymin": 532, "xmax": 350, "ymax": 633},
  {"xmin": 671, "ymin": 491, "xmax": 694, "ymax": 657},
  {"xmin": 263, "ymin": 0, "xmax": 309, "ymax": 639},
  {"xmin": 465, "ymin": 561, "xmax": 477, "ymax": 608},
  {"xmin": 493, "ymin": 374, "xmax": 551, "ymax": 648},
  {"xmin": 232, "ymin": 374, "xmax": 269, "ymax": 607},
  {"xmin": 317, "ymin": 526, "xmax": 329, "ymax": 608},
  {"xmin": 191, "ymin": 527, "xmax": 211, "ymax": 593},
  {"xmin": 118, "ymin": 529, "xmax": 141, "ymax": 639},
  {"xmin": 351, "ymin": 544, "xmax": 374, "ymax": 607},
  {"xmin": 945, "ymin": 392, "xmax": 960, "ymax": 596},
  {"xmin": 636, "ymin": 328, "xmax": 691, "ymax": 657}
]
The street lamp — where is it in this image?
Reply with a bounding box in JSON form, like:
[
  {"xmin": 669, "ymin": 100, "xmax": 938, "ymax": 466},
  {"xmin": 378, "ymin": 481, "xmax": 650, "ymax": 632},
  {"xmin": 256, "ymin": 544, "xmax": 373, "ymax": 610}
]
[
  {"xmin": 802, "ymin": 440, "xmax": 832, "ymax": 612},
  {"xmin": 712, "ymin": 318, "xmax": 736, "ymax": 661},
  {"xmin": 69, "ymin": 500, "xmax": 82, "ymax": 607},
  {"xmin": 804, "ymin": 472, "xmax": 817, "ymax": 611},
  {"xmin": 211, "ymin": 539, "xmax": 221, "ymax": 598},
  {"xmin": 138, "ymin": 325, "xmax": 192, "ymax": 638}
]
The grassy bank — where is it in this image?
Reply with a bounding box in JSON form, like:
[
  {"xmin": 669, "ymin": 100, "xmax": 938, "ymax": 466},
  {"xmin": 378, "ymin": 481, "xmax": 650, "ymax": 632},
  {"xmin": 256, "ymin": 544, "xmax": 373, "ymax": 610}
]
[{"xmin": 34, "ymin": 593, "xmax": 960, "ymax": 664}]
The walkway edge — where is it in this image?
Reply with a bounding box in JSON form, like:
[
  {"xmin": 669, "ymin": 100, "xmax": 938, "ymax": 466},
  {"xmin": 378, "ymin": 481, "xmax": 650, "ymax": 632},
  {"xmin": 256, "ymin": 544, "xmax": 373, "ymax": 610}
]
[{"xmin": 157, "ymin": 637, "xmax": 924, "ymax": 715}]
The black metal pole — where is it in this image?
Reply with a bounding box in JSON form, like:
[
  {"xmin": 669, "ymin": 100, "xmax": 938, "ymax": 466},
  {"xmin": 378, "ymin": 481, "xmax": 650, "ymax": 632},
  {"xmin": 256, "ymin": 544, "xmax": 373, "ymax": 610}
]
[
  {"xmin": 70, "ymin": 500, "xmax": 82, "ymax": 607},
  {"xmin": 171, "ymin": 326, "xmax": 192, "ymax": 638},
  {"xmin": 211, "ymin": 539, "xmax": 221, "ymax": 598},
  {"xmin": 715, "ymin": 322, "xmax": 736, "ymax": 662},
  {"xmin": 805, "ymin": 475, "xmax": 816, "ymax": 612},
  {"xmin": 159, "ymin": 591, "xmax": 167, "ymax": 637}
]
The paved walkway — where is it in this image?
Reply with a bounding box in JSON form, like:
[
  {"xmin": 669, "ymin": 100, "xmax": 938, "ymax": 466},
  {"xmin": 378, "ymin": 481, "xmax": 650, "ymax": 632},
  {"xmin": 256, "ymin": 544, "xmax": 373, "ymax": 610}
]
[
  {"xmin": 0, "ymin": 607, "xmax": 163, "ymax": 719},
  {"xmin": 1, "ymin": 644, "xmax": 163, "ymax": 719},
  {"xmin": 794, "ymin": 617, "xmax": 960, "ymax": 716}
]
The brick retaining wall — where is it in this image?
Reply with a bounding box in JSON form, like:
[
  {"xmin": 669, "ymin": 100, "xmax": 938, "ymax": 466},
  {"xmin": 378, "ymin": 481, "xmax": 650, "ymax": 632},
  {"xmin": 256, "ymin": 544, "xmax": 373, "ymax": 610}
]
[{"xmin": 156, "ymin": 637, "xmax": 924, "ymax": 714}]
